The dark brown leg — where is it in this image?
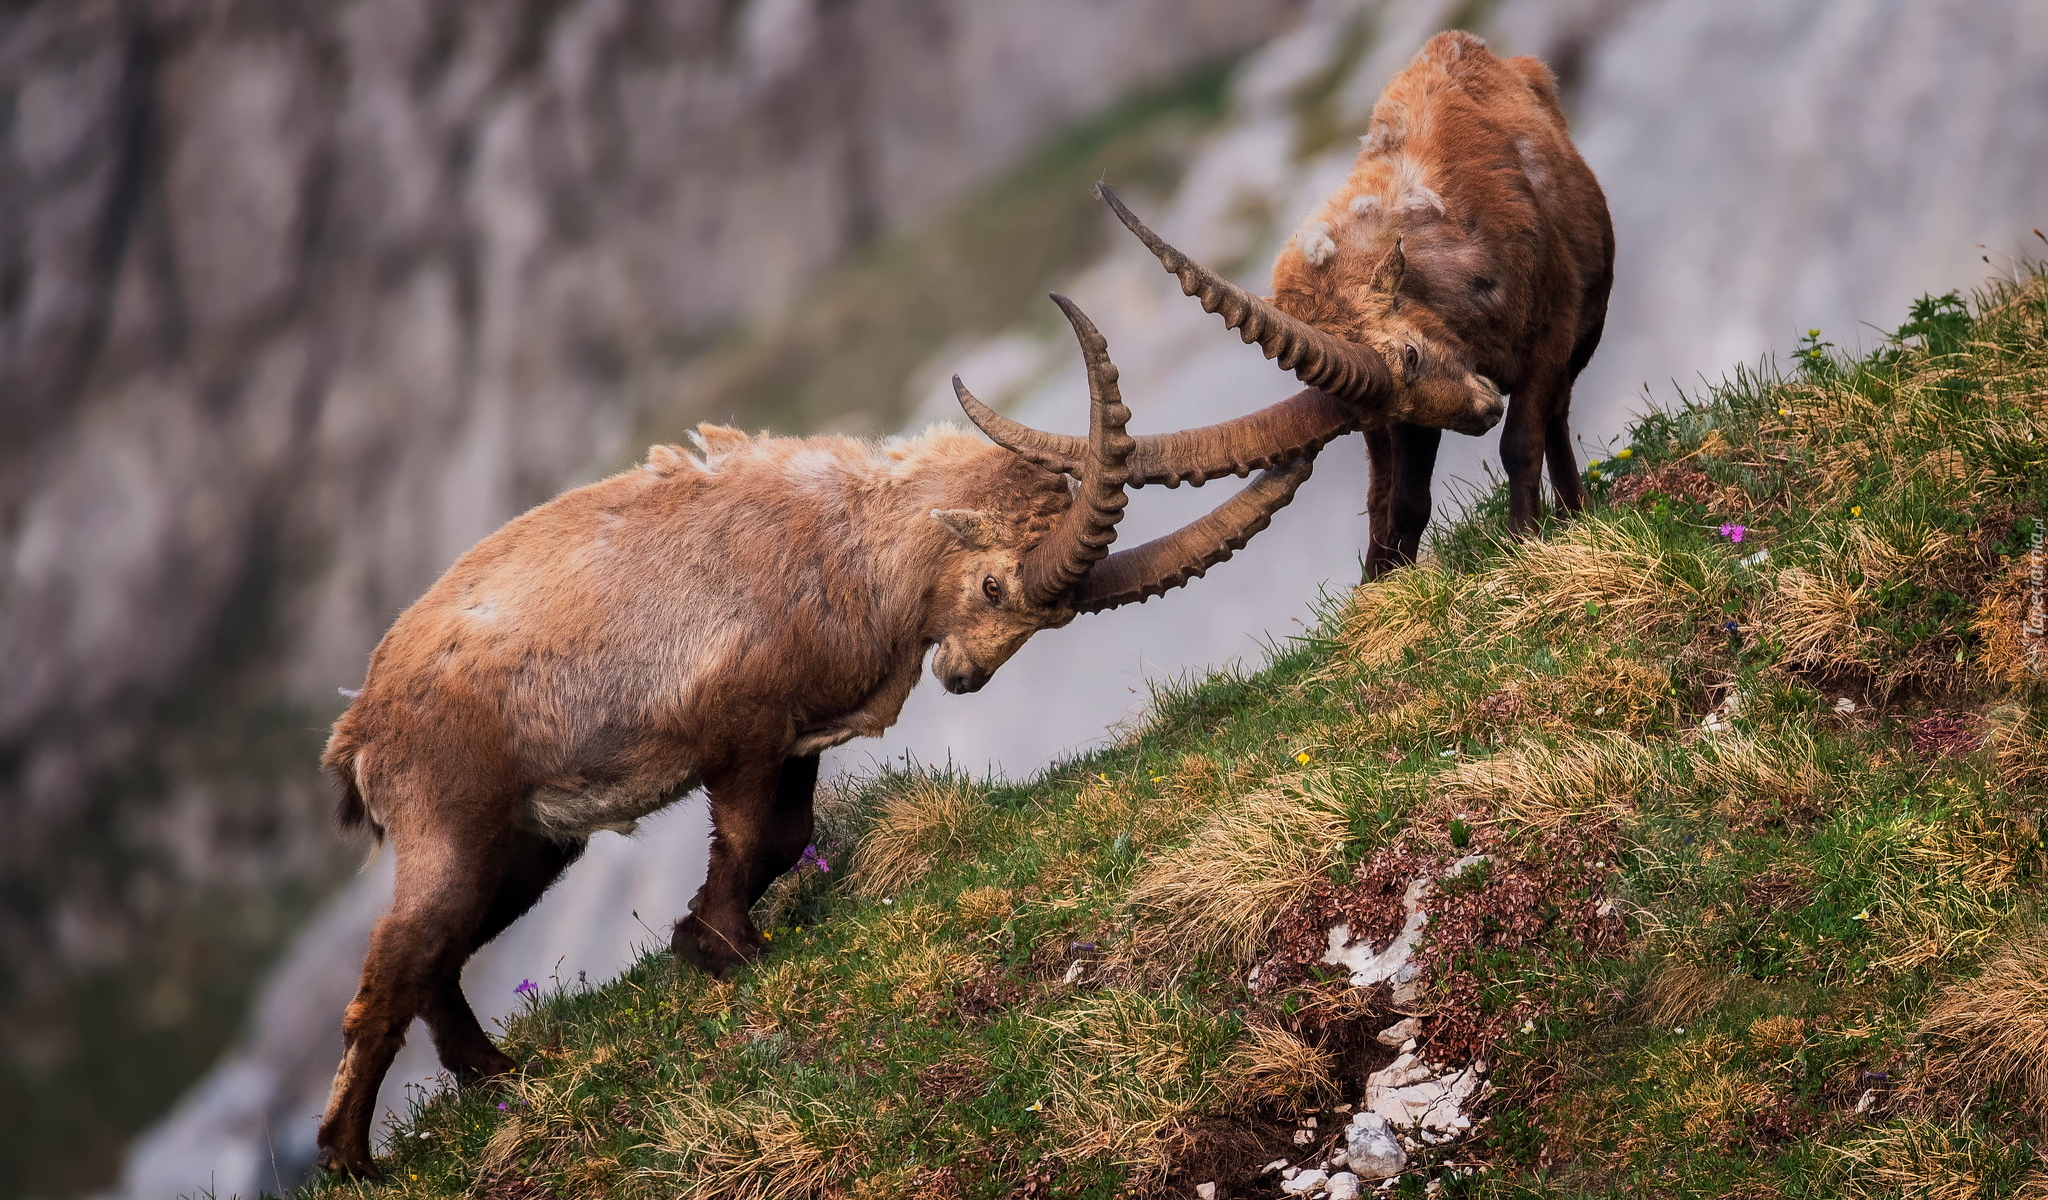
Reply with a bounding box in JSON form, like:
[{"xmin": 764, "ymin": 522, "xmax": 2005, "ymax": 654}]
[
  {"xmin": 1386, "ymin": 422, "xmax": 1443, "ymax": 566},
  {"xmin": 745, "ymin": 754, "xmax": 819, "ymax": 907},
  {"xmin": 674, "ymin": 754, "xmax": 818, "ymax": 977},
  {"xmin": 1500, "ymin": 394, "xmax": 1547, "ymax": 535},
  {"xmin": 1543, "ymin": 394, "xmax": 1586, "ymax": 516},
  {"xmin": 1362, "ymin": 426, "xmax": 1399, "ymax": 580},
  {"xmin": 316, "ymin": 829, "xmax": 511, "ymax": 1179},
  {"xmin": 418, "ymin": 832, "xmax": 585, "ymax": 1082}
]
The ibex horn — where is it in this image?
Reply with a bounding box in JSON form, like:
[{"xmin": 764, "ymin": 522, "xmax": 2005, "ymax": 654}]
[{"xmin": 1097, "ymin": 183, "xmax": 1395, "ymax": 406}]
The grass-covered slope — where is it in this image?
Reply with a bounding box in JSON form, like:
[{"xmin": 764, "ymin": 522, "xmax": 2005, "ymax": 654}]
[{"xmin": 311, "ymin": 268, "xmax": 2048, "ymax": 1200}]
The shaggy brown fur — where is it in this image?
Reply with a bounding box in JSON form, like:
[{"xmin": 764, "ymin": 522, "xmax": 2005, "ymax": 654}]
[
  {"xmin": 1269, "ymin": 31, "xmax": 1614, "ymax": 574},
  {"xmin": 309, "ymin": 294, "xmax": 1319, "ymax": 1178},
  {"xmin": 312, "ymin": 427, "xmax": 1076, "ymax": 1176}
]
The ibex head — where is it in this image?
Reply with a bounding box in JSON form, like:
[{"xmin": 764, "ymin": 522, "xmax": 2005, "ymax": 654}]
[
  {"xmin": 1098, "ymin": 184, "xmax": 1505, "ymax": 437},
  {"xmin": 928, "ymin": 293, "xmax": 1318, "ymax": 693}
]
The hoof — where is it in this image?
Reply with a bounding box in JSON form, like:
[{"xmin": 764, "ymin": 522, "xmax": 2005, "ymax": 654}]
[
  {"xmin": 671, "ymin": 914, "xmax": 759, "ymax": 978},
  {"xmin": 450, "ymin": 1046, "xmax": 517, "ymax": 1086},
  {"xmin": 316, "ymin": 1145, "xmax": 385, "ymax": 1182}
]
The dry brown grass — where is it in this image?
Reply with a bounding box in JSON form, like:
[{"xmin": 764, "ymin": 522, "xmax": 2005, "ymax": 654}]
[
  {"xmin": 1918, "ymin": 935, "xmax": 2048, "ymax": 1106},
  {"xmin": 847, "ymin": 774, "xmax": 986, "ymax": 900},
  {"xmin": 1972, "ymin": 562, "xmax": 2048, "ymax": 686},
  {"xmin": 1851, "ymin": 811, "xmax": 2037, "ymax": 973},
  {"xmin": 1434, "ymin": 733, "xmax": 1660, "ymax": 833},
  {"xmin": 1638, "ymin": 958, "xmax": 1735, "ymax": 1026},
  {"xmin": 1764, "ymin": 566, "xmax": 1874, "ymax": 674},
  {"xmin": 644, "ymin": 1092, "xmax": 865, "ymax": 1199},
  {"xmin": 1335, "ymin": 562, "xmax": 1458, "ymax": 668},
  {"xmin": 1693, "ymin": 728, "xmax": 1831, "ymax": 814},
  {"xmin": 1828, "ymin": 1119, "xmax": 2040, "ymax": 1200},
  {"xmin": 1985, "ymin": 702, "xmax": 2048, "ymax": 793},
  {"xmin": 1745, "ymin": 1014, "xmax": 1809, "ymax": 1056},
  {"xmin": 1031, "ymin": 990, "xmax": 1226, "ymax": 1169},
  {"xmin": 1472, "ymin": 515, "xmax": 1729, "ymax": 639},
  {"xmin": 1116, "ymin": 774, "xmax": 1346, "ymax": 972},
  {"xmin": 1764, "ymin": 522, "xmax": 1977, "ymax": 693},
  {"xmin": 953, "ymin": 885, "xmax": 1013, "ymax": 927},
  {"xmin": 1219, "ymin": 1023, "xmax": 1336, "ymax": 1109}
]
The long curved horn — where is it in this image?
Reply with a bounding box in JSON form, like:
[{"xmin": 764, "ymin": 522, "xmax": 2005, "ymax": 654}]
[
  {"xmin": 1071, "ymin": 454, "xmax": 1317, "ymax": 613},
  {"xmin": 955, "ymin": 378, "xmax": 1355, "ymax": 487},
  {"xmin": 1098, "ymin": 183, "xmax": 1394, "ymax": 404},
  {"xmin": 1019, "ymin": 294, "xmax": 1134, "ymax": 607}
]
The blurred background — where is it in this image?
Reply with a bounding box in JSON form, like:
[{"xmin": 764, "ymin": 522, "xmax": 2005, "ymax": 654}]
[{"xmin": 1, "ymin": 0, "xmax": 2041, "ymax": 1195}]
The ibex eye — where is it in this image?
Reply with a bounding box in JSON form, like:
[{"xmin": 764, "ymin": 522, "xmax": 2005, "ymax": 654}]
[
  {"xmin": 982, "ymin": 575, "xmax": 1001, "ymax": 602},
  {"xmin": 1403, "ymin": 344, "xmax": 1420, "ymax": 373}
]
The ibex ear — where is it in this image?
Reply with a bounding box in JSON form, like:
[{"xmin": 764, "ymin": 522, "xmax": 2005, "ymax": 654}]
[
  {"xmin": 931, "ymin": 509, "xmax": 1002, "ymax": 550},
  {"xmin": 1368, "ymin": 236, "xmax": 1406, "ymax": 296}
]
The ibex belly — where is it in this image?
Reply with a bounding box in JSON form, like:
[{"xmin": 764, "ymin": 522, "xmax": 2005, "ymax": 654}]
[{"xmin": 524, "ymin": 771, "xmax": 702, "ymax": 841}]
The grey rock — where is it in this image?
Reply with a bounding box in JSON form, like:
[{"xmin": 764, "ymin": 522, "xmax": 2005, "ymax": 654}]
[{"xmin": 1344, "ymin": 1112, "xmax": 1408, "ymax": 1181}]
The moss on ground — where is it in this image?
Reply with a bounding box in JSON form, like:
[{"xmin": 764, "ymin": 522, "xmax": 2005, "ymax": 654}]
[{"xmin": 308, "ymin": 268, "xmax": 2048, "ymax": 1199}]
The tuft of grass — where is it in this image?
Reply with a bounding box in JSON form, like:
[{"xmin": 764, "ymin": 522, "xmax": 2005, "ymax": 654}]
[
  {"xmin": 1116, "ymin": 774, "xmax": 1347, "ymax": 972},
  {"xmin": 1919, "ymin": 935, "xmax": 2048, "ymax": 1109},
  {"xmin": 845, "ymin": 772, "xmax": 987, "ymax": 901}
]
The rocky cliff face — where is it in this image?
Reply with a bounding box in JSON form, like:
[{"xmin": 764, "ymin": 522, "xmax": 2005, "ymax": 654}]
[{"xmin": 0, "ymin": 1, "xmax": 1303, "ymax": 1193}]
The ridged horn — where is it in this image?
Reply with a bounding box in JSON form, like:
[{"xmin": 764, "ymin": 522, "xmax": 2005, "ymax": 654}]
[
  {"xmin": 956, "ymin": 379, "xmax": 1356, "ymax": 487},
  {"xmin": 1097, "ymin": 183, "xmax": 1394, "ymax": 404},
  {"xmin": 1018, "ymin": 294, "xmax": 1134, "ymax": 607},
  {"xmin": 1071, "ymin": 454, "xmax": 1317, "ymax": 613}
]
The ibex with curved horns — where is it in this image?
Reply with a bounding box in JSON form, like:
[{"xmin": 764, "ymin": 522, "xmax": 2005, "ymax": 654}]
[
  {"xmin": 313, "ymin": 295, "xmax": 1316, "ymax": 1178},
  {"xmin": 1099, "ymin": 31, "xmax": 1613, "ymax": 576}
]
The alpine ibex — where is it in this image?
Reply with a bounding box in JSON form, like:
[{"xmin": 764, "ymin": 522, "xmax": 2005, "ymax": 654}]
[
  {"xmin": 314, "ymin": 296, "xmax": 1319, "ymax": 1178},
  {"xmin": 1099, "ymin": 30, "xmax": 1614, "ymax": 576}
]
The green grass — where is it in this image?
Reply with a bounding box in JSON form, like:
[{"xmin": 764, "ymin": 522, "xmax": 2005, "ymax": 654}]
[{"xmin": 308, "ymin": 267, "xmax": 2048, "ymax": 1199}]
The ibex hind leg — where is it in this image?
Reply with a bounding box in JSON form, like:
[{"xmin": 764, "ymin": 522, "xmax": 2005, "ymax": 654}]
[
  {"xmin": 317, "ymin": 827, "xmax": 520, "ymax": 1178},
  {"xmin": 420, "ymin": 831, "xmax": 586, "ymax": 1082}
]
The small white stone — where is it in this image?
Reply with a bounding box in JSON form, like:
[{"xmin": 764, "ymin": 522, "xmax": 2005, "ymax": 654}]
[
  {"xmin": 1263, "ymin": 1159, "xmax": 1291, "ymax": 1175},
  {"xmin": 1375, "ymin": 1017, "xmax": 1421, "ymax": 1046},
  {"xmin": 1294, "ymin": 1127, "xmax": 1316, "ymax": 1145},
  {"xmin": 1834, "ymin": 696, "xmax": 1858, "ymax": 713},
  {"xmin": 1855, "ymin": 1088, "xmax": 1876, "ymax": 1113},
  {"xmin": 1282, "ymin": 1166, "xmax": 1300, "ymax": 1180},
  {"xmin": 1400, "ymin": 1038, "xmax": 1417, "ymax": 1053},
  {"xmin": 1344, "ymin": 1112, "xmax": 1408, "ymax": 1180},
  {"xmin": 1326, "ymin": 1171, "xmax": 1362, "ymax": 1200},
  {"xmin": 1281, "ymin": 1169, "xmax": 1329, "ymax": 1196},
  {"xmin": 1195, "ymin": 1184, "xmax": 1217, "ymax": 1200}
]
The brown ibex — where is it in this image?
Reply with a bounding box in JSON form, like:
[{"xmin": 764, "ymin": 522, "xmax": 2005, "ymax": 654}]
[
  {"xmin": 314, "ymin": 296, "xmax": 1324, "ymax": 1178},
  {"xmin": 1098, "ymin": 31, "xmax": 1614, "ymax": 576}
]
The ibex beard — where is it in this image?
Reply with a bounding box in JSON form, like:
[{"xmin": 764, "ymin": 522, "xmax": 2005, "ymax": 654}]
[{"xmin": 311, "ymin": 296, "xmax": 1318, "ymax": 1178}]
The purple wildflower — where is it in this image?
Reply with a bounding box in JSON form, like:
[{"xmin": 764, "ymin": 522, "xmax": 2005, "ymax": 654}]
[
  {"xmin": 497, "ymin": 1102, "xmax": 508, "ymax": 1110},
  {"xmin": 798, "ymin": 843, "xmax": 831, "ymax": 874},
  {"xmin": 514, "ymin": 978, "xmax": 538, "ymax": 996},
  {"xmin": 1719, "ymin": 523, "xmax": 1746, "ymax": 543}
]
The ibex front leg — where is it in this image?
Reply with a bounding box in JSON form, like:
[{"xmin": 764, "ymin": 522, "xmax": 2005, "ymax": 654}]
[{"xmin": 672, "ymin": 754, "xmax": 818, "ymax": 977}]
